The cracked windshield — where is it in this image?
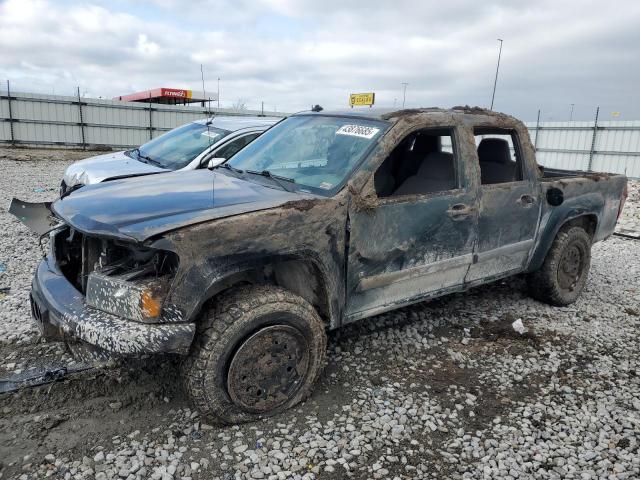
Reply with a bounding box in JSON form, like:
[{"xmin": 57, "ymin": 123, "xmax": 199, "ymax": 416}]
[{"xmin": 226, "ymin": 115, "xmax": 387, "ymax": 193}]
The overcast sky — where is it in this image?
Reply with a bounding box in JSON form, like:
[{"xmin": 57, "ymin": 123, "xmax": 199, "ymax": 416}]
[{"xmin": 1, "ymin": 0, "xmax": 639, "ymax": 121}]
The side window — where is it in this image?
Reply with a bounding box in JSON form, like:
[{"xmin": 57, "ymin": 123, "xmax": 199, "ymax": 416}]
[
  {"xmin": 214, "ymin": 132, "xmax": 261, "ymax": 160},
  {"xmin": 374, "ymin": 128, "xmax": 458, "ymax": 198},
  {"xmin": 474, "ymin": 128, "xmax": 523, "ymax": 185}
]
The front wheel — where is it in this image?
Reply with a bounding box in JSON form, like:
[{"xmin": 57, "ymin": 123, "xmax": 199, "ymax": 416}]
[
  {"xmin": 526, "ymin": 226, "xmax": 592, "ymax": 306},
  {"xmin": 183, "ymin": 285, "xmax": 327, "ymax": 424}
]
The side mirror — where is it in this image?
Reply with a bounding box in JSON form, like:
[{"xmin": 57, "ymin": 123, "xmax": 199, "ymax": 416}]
[{"xmin": 207, "ymin": 158, "xmax": 226, "ymax": 170}]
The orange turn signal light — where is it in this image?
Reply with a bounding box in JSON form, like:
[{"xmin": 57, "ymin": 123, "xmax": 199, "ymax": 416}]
[{"xmin": 140, "ymin": 290, "xmax": 162, "ymax": 318}]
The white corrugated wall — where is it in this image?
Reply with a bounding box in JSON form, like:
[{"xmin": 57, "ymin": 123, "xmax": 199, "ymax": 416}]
[
  {"xmin": 0, "ymin": 91, "xmax": 283, "ymax": 149},
  {"xmin": 526, "ymin": 120, "xmax": 640, "ymax": 178}
]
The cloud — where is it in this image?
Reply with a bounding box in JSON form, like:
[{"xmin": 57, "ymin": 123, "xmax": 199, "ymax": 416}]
[{"xmin": 1, "ymin": 0, "xmax": 639, "ymax": 120}]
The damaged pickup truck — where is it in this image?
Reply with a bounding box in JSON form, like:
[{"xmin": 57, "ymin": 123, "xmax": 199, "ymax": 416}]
[{"xmin": 24, "ymin": 107, "xmax": 627, "ymax": 423}]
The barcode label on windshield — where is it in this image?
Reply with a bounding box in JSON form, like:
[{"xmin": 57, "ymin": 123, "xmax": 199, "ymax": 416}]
[{"xmin": 336, "ymin": 124, "xmax": 380, "ymax": 139}]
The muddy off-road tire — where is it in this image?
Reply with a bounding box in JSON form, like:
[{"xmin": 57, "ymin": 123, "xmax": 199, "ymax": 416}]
[
  {"xmin": 526, "ymin": 226, "xmax": 592, "ymax": 306},
  {"xmin": 183, "ymin": 285, "xmax": 327, "ymax": 424}
]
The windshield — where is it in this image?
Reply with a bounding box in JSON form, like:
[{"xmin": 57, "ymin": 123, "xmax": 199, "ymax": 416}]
[
  {"xmin": 135, "ymin": 122, "xmax": 231, "ymax": 170},
  {"xmin": 226, "ymin": 115, "xmax": 387, "ymax": 194}
]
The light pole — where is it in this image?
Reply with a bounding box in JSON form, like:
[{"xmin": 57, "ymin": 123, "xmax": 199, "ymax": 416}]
[
  {"xmin": 569, "ymin": 103, "xmax": 575, "ymax": 121},
  {"xmin": 217, "ymin": 77, "xmax": 220, "ymax": 109},
  {"xmin": 490, "ymin": 39, "xmax": 503, "ymax": 111},
  {"xmin": 401, "ymin": 83, "xmax": 408, "ymax": 108}
]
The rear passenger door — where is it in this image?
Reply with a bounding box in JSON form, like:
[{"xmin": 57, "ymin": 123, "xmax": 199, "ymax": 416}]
[
  {"xmin": 345, "ymin": 126, "xmax": 478, "ymax": 321},
  {"xmin": 465, "ymin": 127, "xmax": 541, "ymax": 283}
]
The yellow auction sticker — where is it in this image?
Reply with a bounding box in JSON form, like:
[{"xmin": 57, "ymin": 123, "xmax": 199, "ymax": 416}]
[{"xmin": 349, "ymin": 92, "xmax": 375, "ymax": 107}]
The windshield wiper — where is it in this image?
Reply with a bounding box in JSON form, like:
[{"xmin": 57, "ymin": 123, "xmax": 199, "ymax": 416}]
[
  {"xmin": 217, "ymin": 163, "xmax": 245, "ymax": 174},
  {"xmin": 133, "ymin": 149, "xmax": 163, "ymax": 167},
  {"xmin": 246, "ymin": 169, "xmax": 296, "ymax": 192}
]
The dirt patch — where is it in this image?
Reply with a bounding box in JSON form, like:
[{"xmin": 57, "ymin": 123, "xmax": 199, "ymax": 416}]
[
  {"xmin": 279, "ymin": 198, "xmax": 321, "ymax": 212},
  {"xmin": 348, "ymin": 184, "xmax": 377, "ymax": 213},
  {"xmin": 0, "ymin": 354, "xmax": 186, "ymax": 477}
]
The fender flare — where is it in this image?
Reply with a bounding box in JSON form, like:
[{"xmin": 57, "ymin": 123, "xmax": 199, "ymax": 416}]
[
  {"xmin": 170, "ymin": 249, "xmax": 338, "ymax": 327},
  {"xmin": 527, "ymin": 194, "xmax": 601, "ymax": 272}
]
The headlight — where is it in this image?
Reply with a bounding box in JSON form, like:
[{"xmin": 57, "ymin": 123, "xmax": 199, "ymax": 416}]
[{"xmin": 86, "ymin": 270, "xmax": 170, "ymax": 323}]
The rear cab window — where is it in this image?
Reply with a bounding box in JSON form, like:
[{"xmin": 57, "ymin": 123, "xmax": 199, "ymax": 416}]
[{"xmin": 474, "ymin": 128, "xmax": 524, "ymax": 185}]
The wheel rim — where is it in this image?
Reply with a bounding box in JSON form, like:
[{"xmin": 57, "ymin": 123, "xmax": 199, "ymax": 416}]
[
  {"xmin": 227, "ymin": 324, "xmax": 310, "ymax": 413},
  {"xmin": 557, "ymin": 241, "xmax": 585, "ymax": 291}
]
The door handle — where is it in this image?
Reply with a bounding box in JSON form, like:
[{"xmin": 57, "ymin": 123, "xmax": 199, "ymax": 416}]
[
  {"xmin": 447, "ymin": 203, "xmax": 475, "ymax": 219},
  {"xmin": 518, "ymin": 194, "xmax": 536, "ymax": 207}
]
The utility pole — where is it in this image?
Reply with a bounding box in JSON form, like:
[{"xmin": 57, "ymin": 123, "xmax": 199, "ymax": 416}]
[
  {"xmin": 490, "ymin": 38, "xmax": 503, "ymax": 111},
  {"xmin": 569, "ymin": 103, "xmax": 575, "ymax": 121},
  {"xmin": 401, "ymin": 83, "xmax": 408, "ymax": 108}
]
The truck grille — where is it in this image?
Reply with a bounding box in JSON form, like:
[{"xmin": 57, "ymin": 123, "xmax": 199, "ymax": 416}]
[{"xmin": 53, "ymin": 228, "xmax": 98, "ymax": 294}]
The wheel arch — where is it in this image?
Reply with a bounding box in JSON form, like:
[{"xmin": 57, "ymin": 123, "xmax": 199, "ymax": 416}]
[
  {"xmin": 194, "ymin": 252, "xmax": 336, "ymax": 328},
  {"xmin": 527, "ymin": 211, "xmax": 598, "ymax": 273}
]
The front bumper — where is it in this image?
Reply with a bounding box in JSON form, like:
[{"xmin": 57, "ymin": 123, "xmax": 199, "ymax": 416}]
[{"xmin": 31, "ymin": 256, "xmax": 196, "ymax": 355}]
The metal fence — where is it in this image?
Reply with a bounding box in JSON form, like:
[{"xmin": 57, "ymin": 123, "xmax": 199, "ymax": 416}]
[
  {"xmin": 1, "ymin": 88, "xmax": 639, "ymax": 178},
  {"xmin": 0, "ymin": 87, "xmax": 284, "ymax": 150},
  {"xmin": 525, "ymin": 113, "xmax": 640, "ymax": 178}
]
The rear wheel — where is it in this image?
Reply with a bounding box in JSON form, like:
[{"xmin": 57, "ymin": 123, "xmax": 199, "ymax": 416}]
[
  {"xmin": 526, "ymin": 226, "xmax": 592, "ymax": 306},
  {"xmin": 183, "ymin": 285, "xmax": 327, "ymax": 424}
]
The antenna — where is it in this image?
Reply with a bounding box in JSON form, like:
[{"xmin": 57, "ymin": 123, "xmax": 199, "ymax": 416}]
[
  {"xmin": 490, "ymin": 39, "xmax": 503, "ymax": 110},
  {"xmin": 200, "ymin": 64, "xmax": 210, "ymax": 119},
  {"xmin": 201, "ymin": 64, "xmax": 215, "ymax": 207}
]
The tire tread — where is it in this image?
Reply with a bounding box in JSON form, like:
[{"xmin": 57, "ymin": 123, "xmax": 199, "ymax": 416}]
[
  {"xmin": 183, "ymin": 285, "xmax": 327, "ymax": 423},
  {"xmin": 526, "ymin": 226, "xmax": 591, "ymax": 306}
]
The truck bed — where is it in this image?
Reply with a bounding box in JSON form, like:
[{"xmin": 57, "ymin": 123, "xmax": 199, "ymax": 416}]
[{"xmin": 536, "ymin": 167, "xmax": 627, "ymax": 245}]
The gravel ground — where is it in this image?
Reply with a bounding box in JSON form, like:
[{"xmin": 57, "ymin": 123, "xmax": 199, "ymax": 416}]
[{"xmin": 0, "ymin": 147, "xmax": 639, "ymax": 480}]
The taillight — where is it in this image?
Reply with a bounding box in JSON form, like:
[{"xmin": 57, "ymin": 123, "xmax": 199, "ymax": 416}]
[{"xmin": 617, "ymin": 183, "xmax": 628, "ymax": 221}]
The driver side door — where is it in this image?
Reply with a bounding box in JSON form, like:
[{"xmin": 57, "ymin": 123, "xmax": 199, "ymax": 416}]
[{"xmin": 345, "ymin": 125, "xmax": 478, "ymax": 322}]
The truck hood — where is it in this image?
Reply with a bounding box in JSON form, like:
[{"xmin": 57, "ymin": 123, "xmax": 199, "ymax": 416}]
[
  {"xmin": 63, "ymin": 151, "xmax": 168, "ymax": 188},
  {"xmin": 52, "ymin": 169, "xmax": 309, "ymax": 243}
]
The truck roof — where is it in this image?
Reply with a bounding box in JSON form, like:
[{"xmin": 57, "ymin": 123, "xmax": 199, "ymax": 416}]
[{"xmin": 296, "ymin": 106, "xmax": 516, "ymax": 123}]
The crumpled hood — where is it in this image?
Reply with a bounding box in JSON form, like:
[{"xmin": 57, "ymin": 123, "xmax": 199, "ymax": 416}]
[
  {"xmin": 52, "ymin": 169, "xmax": 308, "ymax": 243},
  {"xmin": 62, "ymin": 151, "xmax": 168, "ymax": 188}
]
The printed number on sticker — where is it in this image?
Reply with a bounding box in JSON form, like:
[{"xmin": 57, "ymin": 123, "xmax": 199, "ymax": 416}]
[{"xmin": 336, "ymin": 125, "xmax": 380, "ymax": 139}]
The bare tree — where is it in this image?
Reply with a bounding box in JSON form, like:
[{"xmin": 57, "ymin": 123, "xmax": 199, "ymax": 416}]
[{"xmin": 232, "ymin": 98, "xmax": 248, "ymax": 112}]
